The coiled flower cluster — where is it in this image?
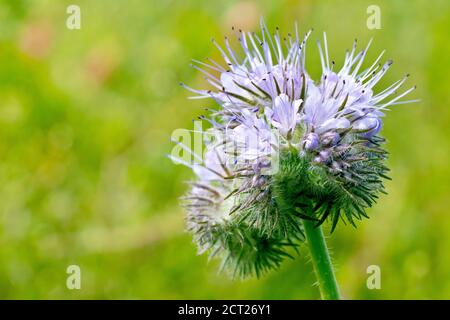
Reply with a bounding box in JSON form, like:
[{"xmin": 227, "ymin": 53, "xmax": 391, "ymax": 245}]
[{"xmin": 173, "ymin": 21, "xmax": 415, "ymax": 277}]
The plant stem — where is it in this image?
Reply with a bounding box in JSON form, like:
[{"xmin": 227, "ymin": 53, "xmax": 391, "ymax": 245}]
[{"xmin": 303, "ymin": 219, "xmax": 341, "ymax": 300}]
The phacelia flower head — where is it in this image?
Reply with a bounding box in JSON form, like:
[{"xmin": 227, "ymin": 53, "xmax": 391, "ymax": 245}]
[{"xmin": 174, "ymin": 20, "xmax": 416, "ymax": 278}]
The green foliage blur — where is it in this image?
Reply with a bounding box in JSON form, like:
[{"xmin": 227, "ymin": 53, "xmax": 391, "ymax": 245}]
[{"xmin": 0, "ymin": 0, "xmax": 448, "ymax": 299}]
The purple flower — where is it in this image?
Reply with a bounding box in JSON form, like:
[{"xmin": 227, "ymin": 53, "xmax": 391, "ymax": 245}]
[
  {"xmin": 173, "ymin": 22, "xmax": 417, "ymax": 275},
  {"xmin": 265, "ymin": 94, "xmax": 302, "ymax": 138}
]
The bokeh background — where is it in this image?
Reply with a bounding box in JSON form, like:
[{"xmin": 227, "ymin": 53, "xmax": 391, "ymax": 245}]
[{"xmin": 0, "ymin": 0, "xmax": 448, "ymax": 299}]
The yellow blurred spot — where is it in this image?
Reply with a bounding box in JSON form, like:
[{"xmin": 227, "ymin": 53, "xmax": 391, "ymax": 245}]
[
  {"xmin": 404, "ymin": 251, "xmax": 430, "ymax": 279},
  {"xmin": 84, "ymin": 42, "xmax": 122, "ymax": 85},
  {"xmin": 19, "ymin": 20, "xmax": 53, "ymax": 59},
  {"xmin": 224, "ymin": 1, "xmax": 260, "ymax": 31}
]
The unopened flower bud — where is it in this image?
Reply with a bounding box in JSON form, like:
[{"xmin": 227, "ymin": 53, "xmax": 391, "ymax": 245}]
[
  {"xmin": 319, "ymin": 149, "xmax": 332, "ymax": 162},
  {"xmin": 321, "ymin": 131, "xmax": 340, "ymax": 146},
  {"xmin": 313, "ymin": 149, "xmax": 332, "ymax": 164},
  {"xmin": 303, "ymin": 132, "xmax": 319, "ymax": 150},
  {"xmin": 355, "ymin": 117, "xmax": 382, "ymax": 139},
  {"xmin": 332, "ymin": 161, "xmax": 341, "ymax": 170}
]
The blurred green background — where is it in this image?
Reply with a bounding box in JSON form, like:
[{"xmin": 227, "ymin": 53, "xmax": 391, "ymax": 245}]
[{"xmin": 0, "ymin": 0, "xmax": 448, "ymax": 299}]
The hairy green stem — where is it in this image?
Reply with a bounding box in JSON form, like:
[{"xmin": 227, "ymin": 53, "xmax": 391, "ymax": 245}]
[{"xmin": 303, "ymin": 219, "xmax": 341, "ymax": 300}]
